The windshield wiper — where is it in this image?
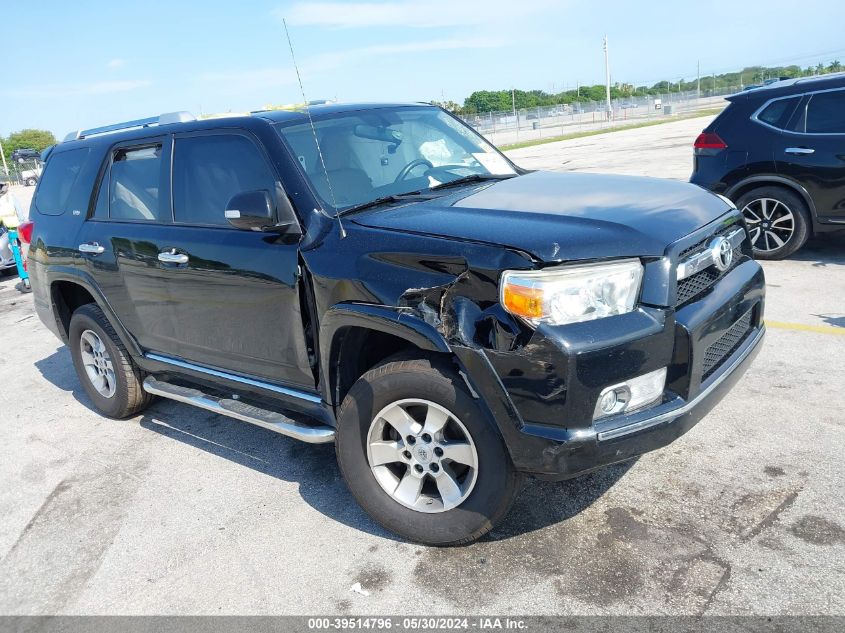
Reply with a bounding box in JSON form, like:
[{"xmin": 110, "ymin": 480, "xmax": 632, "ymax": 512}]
[
  {"xmin": 428, "ymin": 173, "xmax": 517, "ymax": 191},
  {"xmin": 336, "ymin": 191, "xmax": 432, "ymax": 216}
]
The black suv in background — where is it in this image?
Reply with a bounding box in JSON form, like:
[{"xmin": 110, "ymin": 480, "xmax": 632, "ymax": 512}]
[
  {"xmin": 27, "ymin": 104, "xmax": 765, "ymax": 545},
  {"xmin": 691, "ymin": 73, "xmax": 845, "ymax": 259}
]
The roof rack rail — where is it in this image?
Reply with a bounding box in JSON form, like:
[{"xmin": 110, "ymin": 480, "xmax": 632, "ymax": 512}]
[
  {"xmin": 63, "ymin": 111, "xmax": 196, "ymax": 142},
  {"xmin": 795, "ymin": 71, "xmax": 845, "ymax": 85}
]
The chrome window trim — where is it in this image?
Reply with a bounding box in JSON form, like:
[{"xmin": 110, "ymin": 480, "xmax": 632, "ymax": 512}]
[
  {"xmin": 676, "ymin": 227, "xmax": 746, "ymax": 281},
  {"xmin": 751, "ymin": 86, "xmax": 845, "ymax": 136},
  {"xmin": 144, "ymin": 352, "xmax": 322, "ymax": 403}
]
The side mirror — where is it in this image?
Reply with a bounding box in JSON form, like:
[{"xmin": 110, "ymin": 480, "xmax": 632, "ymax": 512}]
[
  {"xmin": 225, "ymin": 189, "xmax": 300, "ymax": 234},
  {"xmin": 222, "ymin": 190, "xmax": 273, "ymax": 231}
]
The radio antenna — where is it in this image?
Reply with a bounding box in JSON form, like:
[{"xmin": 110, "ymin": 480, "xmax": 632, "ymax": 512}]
[{"xmin": 283, "ymin": 18, "xmax": 346, "ymax": 238}]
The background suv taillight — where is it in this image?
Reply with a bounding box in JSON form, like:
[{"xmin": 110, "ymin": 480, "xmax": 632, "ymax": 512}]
[
  {"xmin": 17, "ymin": 220, "xmax": 34, "ymax": 245},
  {"xmin": 694, "ymin": 132, "xmax": 728, "ymax": 156}
]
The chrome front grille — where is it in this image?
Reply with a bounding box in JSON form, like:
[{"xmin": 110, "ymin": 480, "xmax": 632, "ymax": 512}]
[
  {"xmin": 676, "ymin": 246, "xmax": 744, "ymax": 306},
  {"xmin": 702, "ymin": 311, "xmax": 754, "ymax": 379},
  {"xmin": 674, "ymin": 225, "xmax": 747, "ymax": 307}
]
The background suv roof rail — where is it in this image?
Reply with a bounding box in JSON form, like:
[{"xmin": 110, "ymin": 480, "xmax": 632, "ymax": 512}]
[
  {"xmin": 795, "ymin": 71, "xmax": 845, "ymax": 85},
  {"xmin": 63, "ymin": 111, "xmax": 196, "ymax": 142}
]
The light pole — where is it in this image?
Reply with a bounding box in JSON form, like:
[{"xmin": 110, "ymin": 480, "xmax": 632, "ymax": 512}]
[
  {"xmin": 603, "ymin": 35, "xmax": 612, "ymax": 121},
  {"xmin": 0, "ymin": 137, "xmax": 9, "ymax": 181},
  {"xmin": 697, "ymin": 60, "xmax": 701, "ymax": 100}
]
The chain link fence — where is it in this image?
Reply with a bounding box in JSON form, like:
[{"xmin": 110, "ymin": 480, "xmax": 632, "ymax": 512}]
[
  {"xmin": 467, "ymin": 86, "xmax": 741, "ymax": 146},
  {"xmin": 1, "ymin": 158, "xmax": 42, "ymax": 187}
]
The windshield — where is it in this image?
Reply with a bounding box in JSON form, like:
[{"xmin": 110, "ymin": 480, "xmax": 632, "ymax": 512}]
[{"xmin": 275, "ymin": 106, "xmax": 517, "ymax": 214}]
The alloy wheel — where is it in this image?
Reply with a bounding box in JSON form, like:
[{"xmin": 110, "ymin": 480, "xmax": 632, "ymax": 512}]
[
  {"xmin": 79, "ymin": 329, "xmax": 117, "ymax": 398},
  {"xmin": 366, "ymin": 399, "xmax": 479, "ymax": 513},
  {"xmin": 741, "ymin": 197, "xmax": 795, "ymax": 253}
]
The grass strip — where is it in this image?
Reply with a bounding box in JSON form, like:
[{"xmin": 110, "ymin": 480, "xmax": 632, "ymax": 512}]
[{"xmin": 498, "ymin": 108, "xmax": 724, "ymax": 151}]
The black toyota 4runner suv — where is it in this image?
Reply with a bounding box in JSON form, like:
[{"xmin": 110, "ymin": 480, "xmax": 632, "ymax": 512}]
[{"xmin": 28, "ymin": 104, "xmax": 765, "ymax": 545}]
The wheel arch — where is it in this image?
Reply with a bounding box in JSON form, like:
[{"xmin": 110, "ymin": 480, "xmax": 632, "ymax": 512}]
[
  {"xmin": 726, "ymin": 175, "xmax": 816, "ymax": 222},
  {"xmin": 319, "ymin": 303, "xmax": 455, "ymax": 412},
  {"xmin": 47, "ymin": 268, "xmax": 142, "ymax": 357}
]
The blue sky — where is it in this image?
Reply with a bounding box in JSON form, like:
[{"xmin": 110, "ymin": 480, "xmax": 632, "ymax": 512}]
[{"xmin": 2, "ymin": 0, "xmax": 843, "ymax": 138}]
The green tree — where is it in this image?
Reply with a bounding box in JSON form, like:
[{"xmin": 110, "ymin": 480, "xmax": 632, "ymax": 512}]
[
  {"xmin": 2, "ymin": 128, "xmax": 57, "ymax": 164},
  {"xmin": 828, "ymin": 60, "xmax": 842, "ymax": 73}
]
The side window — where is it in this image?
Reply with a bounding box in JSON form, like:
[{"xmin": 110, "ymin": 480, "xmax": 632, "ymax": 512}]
[
  {"xmin": 757, "ymin": 97, "xmax": 800, "ymax": 129},
  {"xmin": 172, "ymin": 134, "xmax": 277, "ymax": 226},
  {"xmin": 805, "ymin": 90, "xmax": 845, "ymax": 134},
  {"xmin": 109, "ymin": 145, "xmax": 163, "ymax": 221},
  {"xmin": 34, "ymin": 147, "xmax": 90, "ymax": 215}
]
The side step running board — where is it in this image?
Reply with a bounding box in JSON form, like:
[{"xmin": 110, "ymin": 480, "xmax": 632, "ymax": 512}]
[{"xmin": 142, "ymin": 377, "xmax": 335, "ymax": 444}]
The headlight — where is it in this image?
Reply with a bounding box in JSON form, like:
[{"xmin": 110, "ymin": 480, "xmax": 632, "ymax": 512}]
[{"xmin": 500, "ymin": 259, "xmax": 643, "ymax": 326}]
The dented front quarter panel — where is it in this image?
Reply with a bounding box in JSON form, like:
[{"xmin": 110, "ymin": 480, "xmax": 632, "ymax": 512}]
[{"xmin": 304, "ymin": 218, "xmax": 679, "ymax": 473}]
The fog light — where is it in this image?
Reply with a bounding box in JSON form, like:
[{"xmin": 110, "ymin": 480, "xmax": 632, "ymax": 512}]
[
  {"xmin": 599, "ymin": 390, "xmax": 618, "ymax": 413},
  {"xmin": 594, "ymin": 367, "xmax": 667, "ymax": 420}
]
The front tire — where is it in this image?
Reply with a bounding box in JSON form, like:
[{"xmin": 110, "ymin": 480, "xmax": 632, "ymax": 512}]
[
  {"xmin": 69, "ymin": 303, "xmax": 153, "ymax": 418},
  {"xmin": 335, "ymin": 355, "xmax": 522, "ymax": 545},
  {"xmin": 736, "ymin": 186, "xmax": 810, "ymax": 260}
]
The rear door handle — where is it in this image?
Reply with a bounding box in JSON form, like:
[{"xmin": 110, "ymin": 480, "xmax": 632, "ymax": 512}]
[
  {"xmin": 785, "ymin": 147, "xmax": 815, "ymax": 155},
  {"xmin": 78, "ymin": 242, "xmax": 105, "ymax": 255},
  {"xmin": 157, "ymin": 249, "xmax": 189, "ymax": 265}
]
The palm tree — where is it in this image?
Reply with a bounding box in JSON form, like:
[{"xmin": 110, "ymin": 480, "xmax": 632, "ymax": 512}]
[
  {"xmin": 828, "ymin": 60, "xmax": 842, "ymax": 73},
  {"xmin": 816, "ymin": 62, "xmax": 826, "ymax": 75}
]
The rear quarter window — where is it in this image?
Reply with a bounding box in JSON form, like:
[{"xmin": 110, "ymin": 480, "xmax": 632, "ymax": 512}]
[
  {"xmin": 756, "ymin": 97, "xmax": 801, "ymax": 129},
  {"xmin": 34, "ymin": 147, "xmax": 90, "ymax": 215}
]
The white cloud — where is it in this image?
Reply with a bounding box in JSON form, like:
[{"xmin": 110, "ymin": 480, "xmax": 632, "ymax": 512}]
[
  {"xmin": 306, "ymin": 36, "xmax": 503, "ymax": 71},
  {"xmin": 3, "ymin": 80, "xmax": 152, "ymax": 98},
  {"xmin": 107, "ymin": 58, "xmax": 127, "ymax": 70},
  {"xmin": 199, "ymin": 37, "xmax": 503, "ymax": 93},
  {"xmin": 199, "ymin": 68, "xmax": 298, "ymax": 92},
  {"xmin": 280, "ymin": 0, "xmax": 556, "ymax": 29}
]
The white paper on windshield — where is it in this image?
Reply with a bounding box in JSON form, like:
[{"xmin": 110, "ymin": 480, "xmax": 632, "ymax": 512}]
[
  {"xmin": 472, "ymin": 152, "xmax": 514, "ymax": 176},
  {"xmin": 420, "ymin": 139, "xmax": 452, "ymax": 165}
]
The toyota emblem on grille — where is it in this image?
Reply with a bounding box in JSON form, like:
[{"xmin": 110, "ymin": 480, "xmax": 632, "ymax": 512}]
[{"xmin": 708, "ymin": 236, "xmax": 733, "ymax": 272}]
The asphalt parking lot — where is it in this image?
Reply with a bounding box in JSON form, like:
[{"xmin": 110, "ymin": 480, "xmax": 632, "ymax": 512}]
[{"xmin": 1, "ymin": 118, "xmax": 843, "ymax": 616}]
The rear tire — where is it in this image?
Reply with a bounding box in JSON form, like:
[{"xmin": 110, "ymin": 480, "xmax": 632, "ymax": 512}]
[
  {"xmin": 69, "ymin": 303, "xmax": 153, "ymax": 418},
  {"xmin": 736, "ymin": 186, "xmax": 810, "ymax": 260},
  {"xmin": 335, "ymin": 355, "xmax": 522, "ymax": 545}
]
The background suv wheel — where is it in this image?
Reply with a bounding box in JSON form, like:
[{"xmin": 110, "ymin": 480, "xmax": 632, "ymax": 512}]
[
  {"xmin": 736, "ymin": 186, "xmax": 811, "ymax": 260},
  {"xmin": 335, "ymin": 354, "xmax": 522, "ymax": 545}
]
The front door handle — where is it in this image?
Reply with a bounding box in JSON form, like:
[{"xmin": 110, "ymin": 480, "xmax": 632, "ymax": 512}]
[
  {"xmin": 158, "ymin": 249, "xmax": 189, "ymax": 265},
  {"xmin": 78, "ymin": 242, "xmax": 105, "ymax": 255},
  {"xmin": 785, "ymin": 147, "xmax": 815, "ymax": 155}
]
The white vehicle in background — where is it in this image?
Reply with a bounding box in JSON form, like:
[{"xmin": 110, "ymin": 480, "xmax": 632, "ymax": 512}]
[
  {"xmin": 654, "ymin": 98, "xmax": 663, "ymax": 110},
  {"xmin": 19, "ymin": 164, "xmax": 42, "ymax": 186}
]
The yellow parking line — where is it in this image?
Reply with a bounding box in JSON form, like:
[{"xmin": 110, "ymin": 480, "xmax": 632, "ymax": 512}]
[{"xmin": 765, "ymin": 320, "xmax": 845, "ymax": 336}]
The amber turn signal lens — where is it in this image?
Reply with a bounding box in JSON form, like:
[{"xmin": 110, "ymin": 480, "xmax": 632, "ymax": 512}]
[{"xmin": 501, "ymin": 283, "xmax": 545, "ymax": 319}]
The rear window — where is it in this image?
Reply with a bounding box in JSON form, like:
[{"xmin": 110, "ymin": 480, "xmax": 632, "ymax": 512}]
[
  {"xmin": 34, "ymin": 147, "xmax": 90, "ymax": 215},
  {"xmin": 109, "ymin": 145, "xmax": 164, "ymax": 221}
]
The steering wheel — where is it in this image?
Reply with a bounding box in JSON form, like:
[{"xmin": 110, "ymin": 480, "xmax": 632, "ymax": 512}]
[{"xmin": 394, "ymin": 158, "xmax": 434, "ymax": 183}]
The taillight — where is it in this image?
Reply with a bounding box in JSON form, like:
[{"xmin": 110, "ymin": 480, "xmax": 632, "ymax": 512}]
[
  {"xmin": 17, "ymin": 220, "xmax": 34, "ymax": 245},
  {"xmin": 694, "ymin": 132, "xmax": 727, "ymax": 154}
]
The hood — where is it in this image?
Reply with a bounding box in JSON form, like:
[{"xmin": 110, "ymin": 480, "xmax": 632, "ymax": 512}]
[{"xmin": 351, "ymin": 171, "xmax": 733, "ymax": 262}]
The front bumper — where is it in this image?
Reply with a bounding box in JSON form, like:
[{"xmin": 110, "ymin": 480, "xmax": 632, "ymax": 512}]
[
  {"xmin": 527, "ymin": 324, "xmax": 763, "ymax": 479},
  {"xmin": 453, "ymin": 258, "xmax": 766, "ymax": 480}
]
